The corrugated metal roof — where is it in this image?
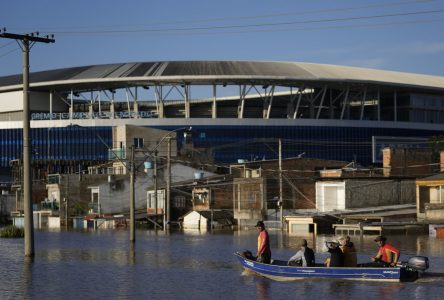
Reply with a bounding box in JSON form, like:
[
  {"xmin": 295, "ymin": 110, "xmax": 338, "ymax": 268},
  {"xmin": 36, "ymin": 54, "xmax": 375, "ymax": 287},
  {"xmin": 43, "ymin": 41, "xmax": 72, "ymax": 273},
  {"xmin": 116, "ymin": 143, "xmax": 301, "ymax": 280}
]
[
  {"xmin": 0, "ymin": 61, "xmax": 443, "ymax": 93},
  {"xmin": 417, "ymin": 172, "xmax": 444, "ymax": 181}
]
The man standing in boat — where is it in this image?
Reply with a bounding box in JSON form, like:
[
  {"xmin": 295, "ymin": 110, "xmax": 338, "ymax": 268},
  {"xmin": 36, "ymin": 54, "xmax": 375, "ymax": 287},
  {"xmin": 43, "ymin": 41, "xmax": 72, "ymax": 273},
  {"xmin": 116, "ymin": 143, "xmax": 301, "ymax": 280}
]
[
  {"xmin": 372, "ymin": 235, "xmax": 400, "ymax": 267},
  {"xmin": 288, "ymin": 239, "xmax": 316, "ymax": 267},
  {"xmin": 255, "ymin": 221, "xmax": 271, "ymax": 264}
]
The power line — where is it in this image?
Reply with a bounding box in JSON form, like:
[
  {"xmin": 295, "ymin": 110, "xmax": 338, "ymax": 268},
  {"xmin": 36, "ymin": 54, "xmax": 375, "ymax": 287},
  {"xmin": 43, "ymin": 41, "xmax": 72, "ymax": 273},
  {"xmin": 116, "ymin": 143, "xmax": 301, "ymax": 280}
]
[
  {"xmin": 0, "ymin": 40, "xmax": 14, "ymax": 49},
  {"xmin": 10, "ymin": 0, "xmax": 437, "ymax": 32},
  {"xmin": 40, "ymin": 8, "xmax": 444, "ymax": 36},
  {"xmin": 0, "ymin": 46, "xmax": 19, "ymax": 59},
  {"xmin": 185, "ymin": 18, "xmax": 444, "ymax": 37}
]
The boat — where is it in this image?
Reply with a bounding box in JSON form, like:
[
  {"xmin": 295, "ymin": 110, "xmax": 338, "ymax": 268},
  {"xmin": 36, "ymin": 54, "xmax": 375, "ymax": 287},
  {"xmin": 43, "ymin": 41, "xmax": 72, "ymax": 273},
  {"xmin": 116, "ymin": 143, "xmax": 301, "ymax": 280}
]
[{"xmin": 234, "ymin": 251, "xmax": 429, "ymax": 282}]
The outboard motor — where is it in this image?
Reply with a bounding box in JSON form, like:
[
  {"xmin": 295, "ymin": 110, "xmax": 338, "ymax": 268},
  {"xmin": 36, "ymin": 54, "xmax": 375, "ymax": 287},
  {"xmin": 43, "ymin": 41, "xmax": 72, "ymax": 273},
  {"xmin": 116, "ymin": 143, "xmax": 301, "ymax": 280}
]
[{"xmin": 406, "ymin": 256, "xmax": 429, "ymax": 273}]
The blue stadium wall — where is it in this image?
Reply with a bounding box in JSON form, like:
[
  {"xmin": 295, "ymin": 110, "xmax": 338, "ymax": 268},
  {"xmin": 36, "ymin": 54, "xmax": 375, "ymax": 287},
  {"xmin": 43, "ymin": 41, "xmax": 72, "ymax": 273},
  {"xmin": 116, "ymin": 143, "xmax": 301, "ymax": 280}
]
[{"xmin": 0, "ymin": 125, "xmax": 441, "ymax": 168}]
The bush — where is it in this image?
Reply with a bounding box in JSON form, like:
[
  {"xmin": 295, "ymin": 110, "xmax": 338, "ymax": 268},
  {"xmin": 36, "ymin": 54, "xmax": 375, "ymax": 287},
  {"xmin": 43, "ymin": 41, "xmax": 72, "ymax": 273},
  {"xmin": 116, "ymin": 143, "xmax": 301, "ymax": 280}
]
[{"xmin": 0, "ymin": 225, "xmax": 24, "ymax": 238}]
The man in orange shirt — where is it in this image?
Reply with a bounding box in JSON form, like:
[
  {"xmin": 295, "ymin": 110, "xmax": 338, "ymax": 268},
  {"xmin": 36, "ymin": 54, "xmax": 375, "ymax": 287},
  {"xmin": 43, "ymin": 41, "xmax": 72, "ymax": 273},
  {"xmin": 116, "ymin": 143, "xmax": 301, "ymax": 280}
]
[
  {"xmin": 255, "ymin": 221, "xmax": 271, "ymax": 264},
  {"xmin": 371, "ymin": 235, "xmax": 400, "ymax": 267}
]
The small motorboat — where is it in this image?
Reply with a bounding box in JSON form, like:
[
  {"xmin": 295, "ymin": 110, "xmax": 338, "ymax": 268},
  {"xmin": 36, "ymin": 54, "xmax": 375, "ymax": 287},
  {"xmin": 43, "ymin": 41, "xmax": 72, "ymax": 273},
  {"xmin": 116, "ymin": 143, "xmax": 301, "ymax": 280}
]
[{"xmin": 234, "ymin": 251, "xmax": 429, "ymax": 282}]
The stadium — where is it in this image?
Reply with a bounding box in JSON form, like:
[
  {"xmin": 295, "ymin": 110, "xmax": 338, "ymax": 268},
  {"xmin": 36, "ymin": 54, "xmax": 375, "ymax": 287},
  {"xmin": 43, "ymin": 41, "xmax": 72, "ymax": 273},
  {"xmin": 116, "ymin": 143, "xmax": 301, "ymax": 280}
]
[{"xmin": 1, "ymin": 60, "xmax": 444, "ymax": 181}]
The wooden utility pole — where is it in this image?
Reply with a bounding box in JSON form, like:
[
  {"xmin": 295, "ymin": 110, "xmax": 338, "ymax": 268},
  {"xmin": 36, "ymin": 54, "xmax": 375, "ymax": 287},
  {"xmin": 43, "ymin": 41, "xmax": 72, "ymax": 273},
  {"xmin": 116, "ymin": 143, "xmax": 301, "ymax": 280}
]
[
  {"xmin": 0, "ymin": 29, "xmax": 55, "ymax": 257},
  {"xmin": 279, "ymin": 139, "xmax": 283, "ymax": 230},
  {"xmin": 153, "ymin": 150, "xmax": 158, "ymax": 229},
  {"xmin": 165, "ymin": 137, "xmax": 172, "ymax": 231},
  {"xmin": 130, "ymin": 145, "xmax": 135, "ymax": 242}
]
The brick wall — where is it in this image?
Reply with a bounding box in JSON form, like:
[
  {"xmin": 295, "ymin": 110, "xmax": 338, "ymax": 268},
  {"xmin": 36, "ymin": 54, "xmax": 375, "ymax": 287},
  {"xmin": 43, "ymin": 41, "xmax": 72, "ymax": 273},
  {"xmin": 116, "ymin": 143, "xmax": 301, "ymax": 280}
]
[{"xmin": 382, "ymin": 147, "xmax": 435, "ymax": 177}]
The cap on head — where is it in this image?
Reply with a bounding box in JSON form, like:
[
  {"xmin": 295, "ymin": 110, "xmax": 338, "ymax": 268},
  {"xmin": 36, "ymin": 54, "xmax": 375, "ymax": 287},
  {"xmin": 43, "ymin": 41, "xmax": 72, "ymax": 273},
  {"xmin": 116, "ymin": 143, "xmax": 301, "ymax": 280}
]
[
  {"xmin": 255, "ymin": 221, "xmax": 265, "ymax": 228},
  {"xmin": 374, "ymin": 235, "xmax": 386, "ymax": 242}
]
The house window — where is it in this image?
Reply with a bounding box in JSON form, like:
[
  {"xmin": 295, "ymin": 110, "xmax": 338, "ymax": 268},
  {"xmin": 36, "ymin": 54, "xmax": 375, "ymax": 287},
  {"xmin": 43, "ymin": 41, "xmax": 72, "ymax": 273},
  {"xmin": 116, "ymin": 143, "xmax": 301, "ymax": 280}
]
[
  {"xmin": 134, "ymin": 138, "xmax": 144, "ymax": 149},
  {"xmin": 193, "ymin": 191, "xmax": 208, "ymax": 204},
  {"xmin": 173, "ymin": 196, "xmax": 186, "ymax": 208},
  {"xmin": 147, "ymin": 190, "xmax": 165, "ymax": 209}
]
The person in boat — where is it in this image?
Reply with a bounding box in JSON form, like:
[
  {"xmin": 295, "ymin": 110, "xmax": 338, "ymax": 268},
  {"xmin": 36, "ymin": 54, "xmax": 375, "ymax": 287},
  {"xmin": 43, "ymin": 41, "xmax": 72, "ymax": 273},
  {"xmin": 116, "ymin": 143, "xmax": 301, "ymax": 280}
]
[
  {"xmin": 371, "ymin": 235, "xmax": 400, "ymax": 267},
  {"xmin": 255, "ymin": 221, "xmax": 271, "ymax": 264},
  {"xmin": 287, "ymin": 239, "xmax": 316, "ymax": 267},
  {"xmin": 325, "ymin": 241, "xmax": 344, "ymax": 267},
  {"xmin": 338, "ymin": 235, "xmax": 357, "ymax": 267}
]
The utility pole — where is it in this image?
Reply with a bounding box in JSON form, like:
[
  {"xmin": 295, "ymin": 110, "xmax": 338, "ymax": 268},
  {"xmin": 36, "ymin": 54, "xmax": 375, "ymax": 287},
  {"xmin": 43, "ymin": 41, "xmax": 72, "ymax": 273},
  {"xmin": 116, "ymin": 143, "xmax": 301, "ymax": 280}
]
[
  {"xmin": 279, "ymin": 139, "xmax": 283, "ymax": 230},
  {"xmin": 130, "ymin": 145, "xmax": 135, "ymax": 243},
  {"xmin": 153, "ymin": 150, "xmax": 158, "ymax": 229},
  {"xmin": 65, "ymin": 175, "xmax": 69, "ymax": 229},
  {"xmin": 0, "ymin": 29, "xmax": 55, "ymax": 257},
  {"xmin": 165, "ymin": 137, "xmax": 172, "ymax": 231}
]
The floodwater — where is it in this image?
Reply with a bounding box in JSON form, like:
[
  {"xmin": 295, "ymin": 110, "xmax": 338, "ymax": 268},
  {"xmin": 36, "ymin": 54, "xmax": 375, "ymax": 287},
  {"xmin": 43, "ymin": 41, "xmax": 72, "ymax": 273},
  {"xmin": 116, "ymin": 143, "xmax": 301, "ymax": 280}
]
[{"xmin": 1, "ymin": 229, "xmax": 444, "ymax": 299}]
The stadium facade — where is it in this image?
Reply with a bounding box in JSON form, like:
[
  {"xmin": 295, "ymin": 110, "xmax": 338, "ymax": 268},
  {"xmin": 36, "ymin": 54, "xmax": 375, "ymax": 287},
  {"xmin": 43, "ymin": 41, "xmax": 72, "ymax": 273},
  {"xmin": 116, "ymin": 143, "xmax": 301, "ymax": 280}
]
[{"xmin": 1, "ymin": 60, "xmax": 444, "ymax": 181}]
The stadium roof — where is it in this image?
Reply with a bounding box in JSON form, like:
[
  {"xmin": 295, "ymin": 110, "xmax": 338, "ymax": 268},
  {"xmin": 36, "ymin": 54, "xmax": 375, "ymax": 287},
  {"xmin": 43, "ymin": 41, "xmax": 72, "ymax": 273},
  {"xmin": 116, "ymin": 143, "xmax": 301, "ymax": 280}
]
[{"xmin": 0, "ymin": 60, "xmax": 444, "ymax": 93}]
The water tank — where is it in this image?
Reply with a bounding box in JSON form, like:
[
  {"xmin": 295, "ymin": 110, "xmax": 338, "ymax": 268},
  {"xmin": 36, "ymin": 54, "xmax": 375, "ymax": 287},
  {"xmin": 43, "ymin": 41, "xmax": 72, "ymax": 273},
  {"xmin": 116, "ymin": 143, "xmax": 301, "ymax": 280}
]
[{"xmin": 194, "ymin": 171, "xmax": 204, "ymax": 180}]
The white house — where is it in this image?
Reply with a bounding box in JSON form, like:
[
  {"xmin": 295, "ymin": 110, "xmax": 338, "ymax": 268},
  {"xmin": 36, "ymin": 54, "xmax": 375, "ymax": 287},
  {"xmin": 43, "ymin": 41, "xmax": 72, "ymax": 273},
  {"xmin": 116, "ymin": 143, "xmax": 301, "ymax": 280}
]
[
  {"xmin": 316, "ymin": 179, "xmax": 415, "ymax": 212},
  {"xmin": 181, "ymin": 210, "xmax": 234, "ymax": 230}
]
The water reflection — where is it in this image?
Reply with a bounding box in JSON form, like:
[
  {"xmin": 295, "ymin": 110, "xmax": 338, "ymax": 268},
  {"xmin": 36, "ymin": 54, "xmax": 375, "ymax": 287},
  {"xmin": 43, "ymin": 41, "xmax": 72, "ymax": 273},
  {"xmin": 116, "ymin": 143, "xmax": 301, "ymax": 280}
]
[
  {"xmin": 129, "ymin": 242, "xmax": 135, "ymax": 265},
  {"xmin": 255, "ymin": 278, "xmax": 270, "ymax": 300},
  {"xmin": 21, "ymin": 257, "xmax": 33, "ymax": 299}
]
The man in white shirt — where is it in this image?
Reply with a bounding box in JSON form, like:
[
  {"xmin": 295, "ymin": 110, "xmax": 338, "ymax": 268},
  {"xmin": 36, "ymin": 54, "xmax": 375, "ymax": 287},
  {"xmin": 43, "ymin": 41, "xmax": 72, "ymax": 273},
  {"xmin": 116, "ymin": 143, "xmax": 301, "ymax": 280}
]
[{"xmin": 288, "ymin": 239, "xmax": 315, "ymax": 267}]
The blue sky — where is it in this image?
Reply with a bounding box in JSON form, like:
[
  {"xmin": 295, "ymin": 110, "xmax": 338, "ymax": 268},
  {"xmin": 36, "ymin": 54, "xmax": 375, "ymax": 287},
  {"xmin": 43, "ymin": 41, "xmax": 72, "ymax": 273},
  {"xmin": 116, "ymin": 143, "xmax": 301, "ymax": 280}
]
[{"xmin": 1, "ymin": 0, "xmax": 444, "ymax": 77}]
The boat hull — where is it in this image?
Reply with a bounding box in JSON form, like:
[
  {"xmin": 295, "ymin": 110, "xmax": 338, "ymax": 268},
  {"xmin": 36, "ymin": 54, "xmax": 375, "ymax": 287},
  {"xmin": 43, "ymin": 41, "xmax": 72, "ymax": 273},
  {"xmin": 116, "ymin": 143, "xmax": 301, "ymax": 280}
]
[{"xmin": 235, "ymin": 252, "xmax": 404, "ymax": 282}]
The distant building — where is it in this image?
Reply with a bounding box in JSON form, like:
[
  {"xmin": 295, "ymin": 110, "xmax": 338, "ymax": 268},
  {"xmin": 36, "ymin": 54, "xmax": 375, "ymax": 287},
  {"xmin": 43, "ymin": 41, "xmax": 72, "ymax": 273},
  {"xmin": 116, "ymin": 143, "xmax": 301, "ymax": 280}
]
[
  {"xmin": 231, "ymin": 157, "xmax": 349, "ymax": 227},
  {"xmin": 316, "ymin": 178, "xmax": 415, "ymax": 212},
  {"xmin": 1, "ymin": 60, "xmax": 444, "ymax": 187},
  {"xmin": 181, "ymin": 210, "xmax": 234, "ymax": 230},
  {"xmin": 382, "ymin": 147, "xmax": 437, "ymax": 177},
  {"xmin": 416, "ymin": 173, "xmax": 444, "ymax": 222}
]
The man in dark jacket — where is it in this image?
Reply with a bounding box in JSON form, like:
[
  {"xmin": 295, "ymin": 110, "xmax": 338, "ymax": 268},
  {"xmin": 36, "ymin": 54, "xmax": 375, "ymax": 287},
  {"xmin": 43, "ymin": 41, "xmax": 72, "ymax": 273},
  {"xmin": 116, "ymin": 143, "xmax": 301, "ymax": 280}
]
[
  {"xmin": 288, "ymin": 239, "xmax": 316, "ymax": 267},
  {"xmin": 325, "ymin": 241, "xmax": 344, "ymax": 267}
]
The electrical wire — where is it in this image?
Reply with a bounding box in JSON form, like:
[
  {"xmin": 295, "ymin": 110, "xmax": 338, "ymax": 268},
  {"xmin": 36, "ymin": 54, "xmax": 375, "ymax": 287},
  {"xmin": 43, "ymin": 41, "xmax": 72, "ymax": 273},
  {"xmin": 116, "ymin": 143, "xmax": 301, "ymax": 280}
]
[
  {"xmin": 38, "ymin": 8, "xmax": 444, "ymax": 36},
  {"xmin": 0, "ymin": 40, "xmax": 15, "ymax": 49},
  {"xmin": 8, "ymin": 0, "xmax": 438, "ymax": 31},
  {"xmin": 0, "ymin": 46, "xmax": 19, "ymax": 59}
]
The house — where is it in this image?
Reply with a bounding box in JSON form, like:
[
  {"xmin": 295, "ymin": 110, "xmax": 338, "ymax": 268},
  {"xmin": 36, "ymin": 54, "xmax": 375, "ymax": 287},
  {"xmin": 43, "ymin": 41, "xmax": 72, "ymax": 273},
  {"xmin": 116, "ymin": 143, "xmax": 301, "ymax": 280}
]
[
  {"xmin": 316, "ymin": 178, "xmax": 415, "ymax": 212},
  {"xmin": 230, "ymin": 157, "xmax": 349, "ymax": 228},
  {"xmin": 284, "ymin": 216, "xmax": 317, "ymax": 236},
  {"xmin": 191, "ymin": 177, "xmax": 233, "ymax": 211},
  {"xmin": 145, "ymin": 165, "xmax": 219, "ymax": 226},
  {"xmin": 382, "ymin": 147, "xmax": 437, "ymax": 177},
  {"xmin": 233, "ymin": 176, "xmax": 267, "ymax": 228},
  {"xmin": 181, "ymin": 210, "xmax": 234, "ymax": 230},
  {"xmin": 416, "ymin": 173, "xmax": 444, "ymax": 222}
]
